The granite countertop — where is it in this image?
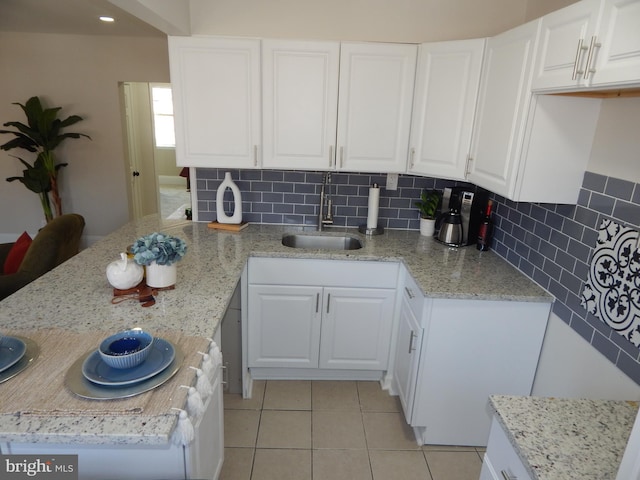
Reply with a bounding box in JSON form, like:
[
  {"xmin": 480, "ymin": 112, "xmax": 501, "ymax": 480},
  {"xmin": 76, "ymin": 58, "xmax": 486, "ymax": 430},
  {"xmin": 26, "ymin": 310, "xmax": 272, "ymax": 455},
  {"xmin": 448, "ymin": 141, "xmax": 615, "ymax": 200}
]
[
  {"xmin": 0, "ymin": 216, "xmax": 551, "ymax": 445},
  {"xmin": 489, "ymin": 395, "xmax": 639, "ymax": 480}
]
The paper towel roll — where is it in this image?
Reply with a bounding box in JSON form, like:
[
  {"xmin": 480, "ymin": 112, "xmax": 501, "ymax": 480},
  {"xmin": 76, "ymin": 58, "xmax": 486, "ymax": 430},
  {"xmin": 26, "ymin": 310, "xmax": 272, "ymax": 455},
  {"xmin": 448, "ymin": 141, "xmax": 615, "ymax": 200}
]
[{"xmin": 367, "ymin": 184, "xmax": 380, "ymax": 230}]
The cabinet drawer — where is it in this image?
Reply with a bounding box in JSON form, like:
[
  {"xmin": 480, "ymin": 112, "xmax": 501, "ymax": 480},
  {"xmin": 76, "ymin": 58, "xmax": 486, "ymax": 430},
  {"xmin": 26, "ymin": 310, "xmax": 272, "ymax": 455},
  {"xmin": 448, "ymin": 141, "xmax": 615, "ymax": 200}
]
[
  {"xmin": 248, "ymin": 257, "xmax": 399, "ymax": 288},
  {"xmin": 483, "ymin": 417, "xmax": 532, "ymax": 480},
  {"xmin": 402, "ymin": 269, "xmax": 425, "ymax": 320}
]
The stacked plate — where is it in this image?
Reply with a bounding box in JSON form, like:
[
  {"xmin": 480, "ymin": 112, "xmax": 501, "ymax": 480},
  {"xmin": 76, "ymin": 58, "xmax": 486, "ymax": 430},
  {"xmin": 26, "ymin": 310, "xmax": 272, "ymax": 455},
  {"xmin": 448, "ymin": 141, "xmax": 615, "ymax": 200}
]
[
  {"xmin": 0, "ymin": 335, "xmax": 38, "ymax": 384},
  {"xmin": 82, "ymin": 337, "xmax": 176, "ymax": 387},
  {"xmin": 0, "ymin": 336, "xmax": 27, "ymax": 373},
  {"xmin": 66, "ymin": 333, "xmax": 184, "ymax": 400}
]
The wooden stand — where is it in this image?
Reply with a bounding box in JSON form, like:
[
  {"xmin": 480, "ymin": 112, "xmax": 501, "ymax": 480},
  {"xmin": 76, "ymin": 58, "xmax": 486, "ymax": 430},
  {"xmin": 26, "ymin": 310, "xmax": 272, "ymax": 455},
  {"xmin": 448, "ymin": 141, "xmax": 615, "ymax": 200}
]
[{"xmin": 208, "ymin": 221, "xmax": 249, "ymax": 232}]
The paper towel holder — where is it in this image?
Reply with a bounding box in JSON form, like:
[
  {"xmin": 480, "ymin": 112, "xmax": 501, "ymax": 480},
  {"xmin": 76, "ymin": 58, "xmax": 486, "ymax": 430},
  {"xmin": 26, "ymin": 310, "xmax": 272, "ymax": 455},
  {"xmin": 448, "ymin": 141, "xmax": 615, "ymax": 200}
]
[
  {"xmin": 358, "ymin": 224, "xmax": 384, "ymax": 236},
  {"xmin": 359, "ymin": 182, "xmax": 384, "ymax": 236}
]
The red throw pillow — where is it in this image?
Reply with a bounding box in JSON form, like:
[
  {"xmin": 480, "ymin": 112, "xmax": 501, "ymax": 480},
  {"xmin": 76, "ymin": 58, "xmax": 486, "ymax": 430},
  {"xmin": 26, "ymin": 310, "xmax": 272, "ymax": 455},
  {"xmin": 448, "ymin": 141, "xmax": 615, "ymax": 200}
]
[{"xmin": 3, "ymin": 231, "xmax": 32, "ymax": 274}]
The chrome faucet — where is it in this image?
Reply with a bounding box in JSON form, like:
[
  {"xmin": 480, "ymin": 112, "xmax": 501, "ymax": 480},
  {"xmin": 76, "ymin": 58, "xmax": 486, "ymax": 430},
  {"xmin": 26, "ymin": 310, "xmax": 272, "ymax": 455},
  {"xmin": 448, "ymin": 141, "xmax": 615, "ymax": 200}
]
[{"xmin": 318, "ymin": 172, "xmax": 334, "ymax": 231}]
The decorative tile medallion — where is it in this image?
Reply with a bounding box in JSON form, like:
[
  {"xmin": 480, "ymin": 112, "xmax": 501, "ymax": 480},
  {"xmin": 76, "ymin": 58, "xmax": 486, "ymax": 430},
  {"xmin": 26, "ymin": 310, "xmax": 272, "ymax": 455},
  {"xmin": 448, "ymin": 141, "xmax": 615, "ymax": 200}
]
[{"xmin": 582, "ymin": 219, "xmax": 640, "ymax": 347}]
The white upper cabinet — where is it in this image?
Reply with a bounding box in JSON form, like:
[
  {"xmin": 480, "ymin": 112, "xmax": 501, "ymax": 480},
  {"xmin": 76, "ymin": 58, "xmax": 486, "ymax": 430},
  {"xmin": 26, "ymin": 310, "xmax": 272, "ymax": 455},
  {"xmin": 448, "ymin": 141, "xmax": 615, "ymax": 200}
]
[
  {"xmin": 408, "ymin": 39, "xmax": 485, "ymax": 180},
  {"xmin": 168, "ymin": 36, "xmax": 262, "ymax": 168},
  {"xmin": 533, "ymin": 0, "xmax": 640, "ymax": 91},
  {"xmin": 337, "ymin": 43, "xmax": 418, "ymax": 173},
  {"xmin": 262, "ymin": 40, "xmax": 340, "ymax": 170},
  {"xmin": 467, "ymin": 20, "xmax": 541, "ymax": 199},
  {"xmin": 468, "ymin": 19, "xmax": 602, "ymax": 204},
  {"xmin": 592, "ymin": 0, "xmax": 640, "ymax": 85}
]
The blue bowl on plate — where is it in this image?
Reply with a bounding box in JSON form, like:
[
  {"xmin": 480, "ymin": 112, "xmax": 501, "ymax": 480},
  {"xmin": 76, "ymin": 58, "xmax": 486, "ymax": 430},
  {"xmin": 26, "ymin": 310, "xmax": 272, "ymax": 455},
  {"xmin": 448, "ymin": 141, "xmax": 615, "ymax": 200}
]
[{"xmin": 99, "ymin": 329, "xmax": 154, "ymax": 369}]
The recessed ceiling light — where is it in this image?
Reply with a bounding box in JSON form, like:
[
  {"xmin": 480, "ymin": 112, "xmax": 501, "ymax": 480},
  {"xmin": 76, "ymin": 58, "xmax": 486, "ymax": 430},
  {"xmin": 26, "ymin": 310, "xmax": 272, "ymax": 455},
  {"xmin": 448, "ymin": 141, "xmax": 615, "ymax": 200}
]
[{"xmin": 99, "ymin": 16, "xmax": 115, "ymax": 23}]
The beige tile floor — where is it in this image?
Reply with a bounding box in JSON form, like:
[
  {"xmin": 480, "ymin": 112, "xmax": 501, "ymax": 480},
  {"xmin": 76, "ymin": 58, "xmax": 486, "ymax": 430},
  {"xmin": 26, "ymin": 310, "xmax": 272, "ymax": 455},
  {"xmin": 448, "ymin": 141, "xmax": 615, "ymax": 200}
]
[{"xmin": 222, "ymin": 380, "xmax": 485, "ymax": 480}]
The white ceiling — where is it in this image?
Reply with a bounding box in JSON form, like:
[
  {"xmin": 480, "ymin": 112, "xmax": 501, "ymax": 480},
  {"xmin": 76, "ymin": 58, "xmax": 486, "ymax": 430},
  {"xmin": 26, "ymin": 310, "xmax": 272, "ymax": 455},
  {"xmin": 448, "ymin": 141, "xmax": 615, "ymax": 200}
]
[{"xmin": 0, "ymin": 0, "xmax": 164, "ymax": 37}]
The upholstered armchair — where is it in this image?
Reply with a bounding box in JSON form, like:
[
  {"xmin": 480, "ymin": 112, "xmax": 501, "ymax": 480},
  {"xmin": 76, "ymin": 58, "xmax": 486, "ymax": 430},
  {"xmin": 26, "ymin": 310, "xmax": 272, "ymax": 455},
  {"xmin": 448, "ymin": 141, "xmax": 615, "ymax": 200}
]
[{"xmin": 0, "ymin": 214, "xmax": 85, "ymax": 301}]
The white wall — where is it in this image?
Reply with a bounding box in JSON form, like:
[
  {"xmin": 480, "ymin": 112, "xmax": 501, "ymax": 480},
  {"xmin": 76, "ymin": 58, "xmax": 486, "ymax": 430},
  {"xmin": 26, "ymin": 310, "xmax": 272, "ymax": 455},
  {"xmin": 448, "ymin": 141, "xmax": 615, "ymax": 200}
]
[
  {"xmin": 533, "ymin": 314, "xmax": 640, "ymax": 400},
  {"xmin": 587, "ymin": 97, "xmax": 640, "ymax": 183},
  {"xmin": 0, "ymin": 32, "xmax": 169, "ymax": 244}
]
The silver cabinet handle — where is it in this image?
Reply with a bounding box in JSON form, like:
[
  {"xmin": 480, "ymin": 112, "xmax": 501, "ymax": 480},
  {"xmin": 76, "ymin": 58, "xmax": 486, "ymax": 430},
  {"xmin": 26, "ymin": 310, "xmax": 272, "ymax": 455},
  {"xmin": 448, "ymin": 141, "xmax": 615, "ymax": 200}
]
[
  {"xmin": 329, "ymin": 145, "xmax": 334, "ymax": 168},
  {"xmin": 316, "ymin": 293, "xmax": 320, "ymax": 313},
  {"xmin": 404, "ymin": 286, "xmax": 415, "ymax": 299},
  {"xmin": 408, "ymin": 331, "xmax": 417, "ymax": 353},
  {"xmin": 465, "ymin": 156, "xmax": 473, "ymax": 177},
  {"xmin": 572, "ymin": 37, "xmax": 588, "ymax": 80},
  {"xmin": 409, "ymin": 147, "xmax": 416, "ymax": 169},
  {"xmin": 501, "ymin": 470, "xmax": 517, "ymax": 480},
  {"xmin": 222, "ymin": 364, "xmax": 229, "ymax": 389},
  {"xmin": 339, "ymin": 146, "xmax": 344, "ymax": 169},
  {"xmin": 326, "ymin": 293, "xmax": 331, "ymax": 314},
  {"xmin": 253, "ymin": 145, "xmax": 258, "ymax": 167},
  {"xmin": 584, "ymin": 36, "xmax": 601, "ymax": 80}
]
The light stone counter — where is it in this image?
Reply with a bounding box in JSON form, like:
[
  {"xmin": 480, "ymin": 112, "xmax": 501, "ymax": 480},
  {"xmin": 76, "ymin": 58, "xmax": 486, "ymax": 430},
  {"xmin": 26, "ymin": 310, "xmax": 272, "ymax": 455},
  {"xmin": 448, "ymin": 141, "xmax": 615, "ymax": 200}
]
[
  {"xmin": 489, "ymin": 395, "xmax": 639, "ymax": 480},
  {"xmin": 0, "ymin": 216, "xmax": 551, "ymax": 445}
]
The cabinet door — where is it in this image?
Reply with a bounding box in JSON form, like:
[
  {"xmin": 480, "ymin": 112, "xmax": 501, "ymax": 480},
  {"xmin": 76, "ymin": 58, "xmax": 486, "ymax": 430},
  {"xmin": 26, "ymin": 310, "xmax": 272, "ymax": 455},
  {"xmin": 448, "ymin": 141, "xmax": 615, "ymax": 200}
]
[
  {"xmin": 187, "ymin": 365, "xmax": 224, "ymax": 480},
  {"xmin": 408, "ymin": 39, "xmax": 485, "ymax": 180},
  {"xmin": 393, "ymin": 294, "xmax": 424, "ymax": 424},
  {"xmin": 591, "ymin": 0, "xmax": 640, "ymax": 87},
  {"xmin": 247, "ymin": 284, "xmax": 322, "ymax": 368},
  {"xmin": 319, "ymin": 287, "xmax": 396, "ymax": 370},
  {"xmin": 532, "ymin": 0, "xmax": 600, "ymax": 90},
  {"xmin": 467, "ymin": 20, "xmax": 540, "ymax": 199},
  {"xmin": 262, "ymin": 39, "xmax": 340, "ymax": 170},
  {"xmin": 169, "ymin": 36, "xmax": 261, "ymax": 168},
  {"xmin": 337, "ymin": 42, "xmax": 417, "ymax": 173}
]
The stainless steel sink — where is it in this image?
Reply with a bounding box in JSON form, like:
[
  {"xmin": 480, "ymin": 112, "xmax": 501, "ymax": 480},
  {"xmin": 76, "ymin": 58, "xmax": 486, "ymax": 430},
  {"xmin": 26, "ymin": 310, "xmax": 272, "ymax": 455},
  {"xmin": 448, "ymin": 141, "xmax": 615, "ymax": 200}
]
[{"xmin": 282, "ymin": 234, "xmax": 363, "ymax": 250}]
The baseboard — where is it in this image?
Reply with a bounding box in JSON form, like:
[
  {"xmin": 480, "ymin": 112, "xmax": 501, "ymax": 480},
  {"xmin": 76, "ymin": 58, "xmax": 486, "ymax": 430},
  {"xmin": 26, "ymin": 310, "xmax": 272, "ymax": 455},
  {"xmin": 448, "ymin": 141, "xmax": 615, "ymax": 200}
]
[{"xmin": 249, "ymin": 368, "xmax": 384, "ymax": 381}]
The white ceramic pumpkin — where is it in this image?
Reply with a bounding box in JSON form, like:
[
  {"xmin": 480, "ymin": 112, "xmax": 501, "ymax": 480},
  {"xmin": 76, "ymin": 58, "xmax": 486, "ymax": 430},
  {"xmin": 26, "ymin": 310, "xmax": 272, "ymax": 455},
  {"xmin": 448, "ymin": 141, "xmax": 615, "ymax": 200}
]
[{"xmin": 106, "ymin": 252, "xmax": 144, "ymax": 290}]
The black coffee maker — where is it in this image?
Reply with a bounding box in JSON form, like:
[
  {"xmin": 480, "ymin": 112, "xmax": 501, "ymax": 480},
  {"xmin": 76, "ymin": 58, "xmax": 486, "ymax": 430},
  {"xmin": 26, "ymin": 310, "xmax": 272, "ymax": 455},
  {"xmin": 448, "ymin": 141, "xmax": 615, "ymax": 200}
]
[{"xmin": 440, "ymin": 187, "xmax": 489, "ymax": 247}]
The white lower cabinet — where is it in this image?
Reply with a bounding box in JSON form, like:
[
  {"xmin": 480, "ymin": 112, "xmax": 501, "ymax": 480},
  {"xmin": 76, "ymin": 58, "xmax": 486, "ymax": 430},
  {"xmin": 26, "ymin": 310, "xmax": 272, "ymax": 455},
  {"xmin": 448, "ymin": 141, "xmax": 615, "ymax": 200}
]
[
  {"xmin": 186, "ymin": 363, "xmax": 224, "ymax": 480},
  {"xmin": 319, "ymin": 287, "xmax": 395, "ymax": 370},
  {"xmin": 480, "ymin": 417, "xmax": 532, "ymax": 480},
  {"xmin": 392, "ymin": 268, "xmax": 551, "ymax": 446},
  {"xmin": 6, "ymin": 357, "xmax": 225, "ymax": 480},
  {"xmin": 393, "ymin": 275, "xmax": 424, "ymax": 423},
  {"xmin": 248, "ymin": 284, "xmax": 322, "ymax": 368},
  {"xmin": 246, "ymin": 258, "xmax": 399, "ymax": 378}
]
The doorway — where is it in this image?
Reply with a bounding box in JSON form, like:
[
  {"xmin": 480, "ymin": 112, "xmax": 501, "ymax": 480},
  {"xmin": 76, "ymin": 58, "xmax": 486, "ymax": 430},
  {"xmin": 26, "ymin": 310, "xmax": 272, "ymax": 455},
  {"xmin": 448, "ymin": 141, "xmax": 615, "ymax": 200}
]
[{"xmin": 119, "ymin": 82, "xmax": 191, "ymax": 221}]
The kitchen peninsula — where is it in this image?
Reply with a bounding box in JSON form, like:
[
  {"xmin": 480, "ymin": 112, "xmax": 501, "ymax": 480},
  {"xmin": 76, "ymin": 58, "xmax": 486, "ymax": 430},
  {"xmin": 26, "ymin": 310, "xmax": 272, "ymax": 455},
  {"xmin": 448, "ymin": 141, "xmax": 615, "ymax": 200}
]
[{"xmin": 0, "ymin": 215, "xmax": 552, "ymax": 478}]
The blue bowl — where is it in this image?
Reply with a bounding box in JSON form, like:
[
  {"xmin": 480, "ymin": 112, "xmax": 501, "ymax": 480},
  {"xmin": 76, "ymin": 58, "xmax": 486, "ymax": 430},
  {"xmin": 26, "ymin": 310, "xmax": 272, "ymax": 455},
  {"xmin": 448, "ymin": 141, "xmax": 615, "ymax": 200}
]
[{"xmin": 99, "ymin": 329, "xmax": 154, "ymax": 369}]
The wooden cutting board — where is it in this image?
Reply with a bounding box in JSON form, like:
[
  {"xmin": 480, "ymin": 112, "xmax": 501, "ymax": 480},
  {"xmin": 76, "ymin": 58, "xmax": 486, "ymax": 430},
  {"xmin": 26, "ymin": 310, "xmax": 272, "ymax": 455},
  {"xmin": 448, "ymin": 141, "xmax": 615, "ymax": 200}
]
[{"xmin": 208, "ymin": 221, "xmax": 249, "ymax": 232}]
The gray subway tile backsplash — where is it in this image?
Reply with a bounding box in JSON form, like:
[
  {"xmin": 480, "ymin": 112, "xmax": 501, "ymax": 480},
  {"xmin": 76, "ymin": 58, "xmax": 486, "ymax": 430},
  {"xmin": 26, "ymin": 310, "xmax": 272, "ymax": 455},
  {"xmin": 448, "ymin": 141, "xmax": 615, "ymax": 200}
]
[
  {"xmin": 195, "ymin": 168, "xmax": 640, "ymax": 385},
  {"xmin": 491, "ymin": 172, "xmax": 640, "ymax": 384},
  {"xmin": 196, "ymin": 169, "xmax": 472, "ymax": 229}
]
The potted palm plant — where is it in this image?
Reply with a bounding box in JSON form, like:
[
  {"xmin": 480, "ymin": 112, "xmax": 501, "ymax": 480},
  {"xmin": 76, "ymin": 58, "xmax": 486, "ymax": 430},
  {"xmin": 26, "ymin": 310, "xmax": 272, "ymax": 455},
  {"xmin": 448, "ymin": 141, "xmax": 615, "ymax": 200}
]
[
  {"xmin": 0, "ymin": 96, "xmax": 90, "ymax": 222},
  {"xmin": 415, "ymin": 189, "xmax": 442, "ymax": 236}
]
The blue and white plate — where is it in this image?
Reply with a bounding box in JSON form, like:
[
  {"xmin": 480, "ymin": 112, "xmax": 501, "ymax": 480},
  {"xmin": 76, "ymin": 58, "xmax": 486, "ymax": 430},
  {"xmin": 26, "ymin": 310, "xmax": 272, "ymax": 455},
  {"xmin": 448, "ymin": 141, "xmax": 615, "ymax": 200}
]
[
  {"xmin": 0, "ymin": 336, "xmax": 27, "ymax": 373},
  {"xmin": 82, "ymin": 337, "xmax": 175, "ymax": 386}
]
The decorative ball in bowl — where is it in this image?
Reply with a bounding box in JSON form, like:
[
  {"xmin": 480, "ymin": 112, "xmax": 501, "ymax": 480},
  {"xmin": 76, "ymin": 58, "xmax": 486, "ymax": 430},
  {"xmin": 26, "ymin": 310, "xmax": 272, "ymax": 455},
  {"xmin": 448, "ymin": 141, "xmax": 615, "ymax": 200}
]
[{"xmin": 99, "ymin": 329, "xmax": 154, "ymax": 369}]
